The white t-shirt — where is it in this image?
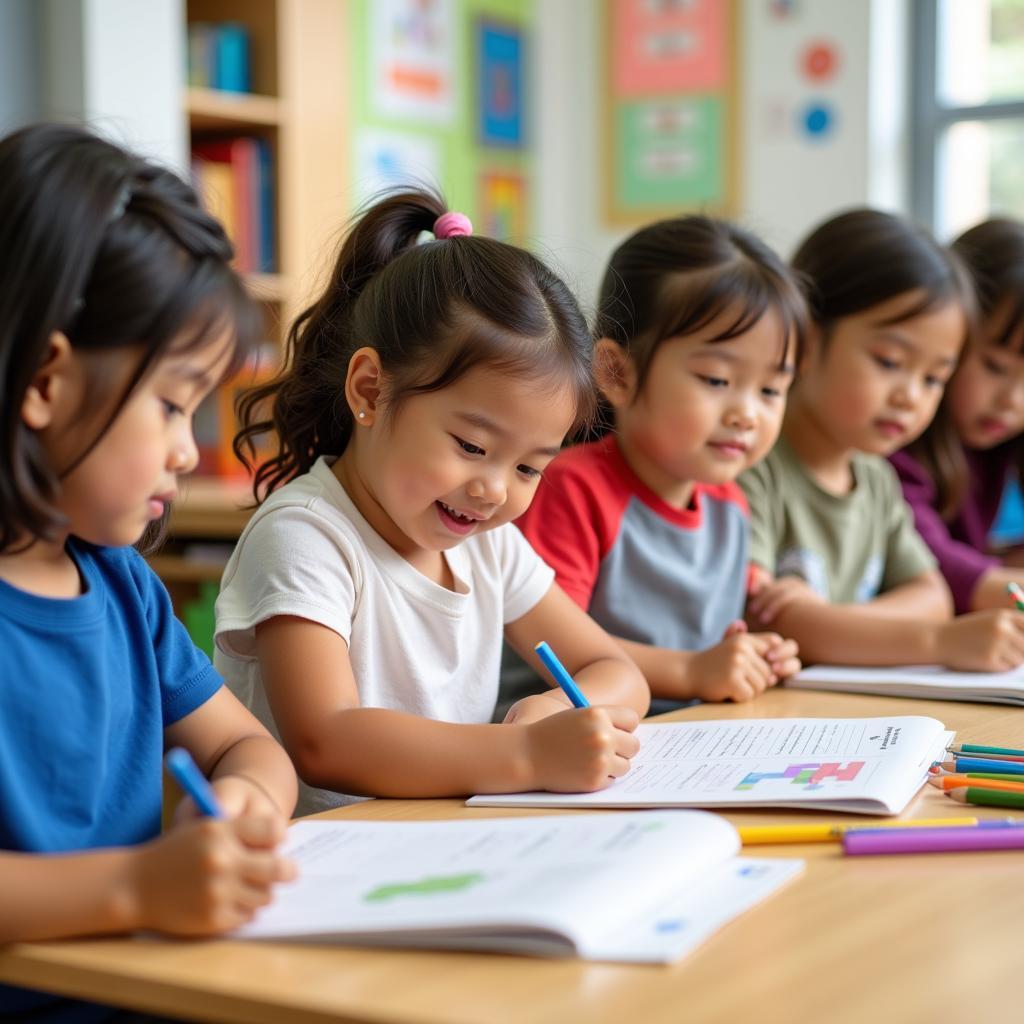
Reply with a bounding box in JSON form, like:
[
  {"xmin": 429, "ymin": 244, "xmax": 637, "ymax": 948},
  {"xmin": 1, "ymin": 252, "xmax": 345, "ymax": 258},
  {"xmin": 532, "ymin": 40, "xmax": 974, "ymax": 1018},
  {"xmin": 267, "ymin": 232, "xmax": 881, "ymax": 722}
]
[{"xmin": 214, "ymin": 456, "xmax": 554, "ymax": 814}]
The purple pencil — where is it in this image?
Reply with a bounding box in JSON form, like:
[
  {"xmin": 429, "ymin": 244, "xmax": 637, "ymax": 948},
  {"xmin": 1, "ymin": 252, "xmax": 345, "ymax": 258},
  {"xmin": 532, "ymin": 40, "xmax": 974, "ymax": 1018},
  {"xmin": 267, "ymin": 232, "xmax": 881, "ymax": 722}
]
[{"xmin": 844, "ymin": 824, "xmax": 1024, "ymax": 856}]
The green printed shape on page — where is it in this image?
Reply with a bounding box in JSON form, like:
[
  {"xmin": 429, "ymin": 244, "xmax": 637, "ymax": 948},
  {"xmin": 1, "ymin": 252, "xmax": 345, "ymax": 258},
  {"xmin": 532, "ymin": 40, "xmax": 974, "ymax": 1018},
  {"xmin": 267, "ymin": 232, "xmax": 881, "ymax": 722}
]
[{"xmin": 363, "ymin": 872, "xmax": 485, "ymax": 903}]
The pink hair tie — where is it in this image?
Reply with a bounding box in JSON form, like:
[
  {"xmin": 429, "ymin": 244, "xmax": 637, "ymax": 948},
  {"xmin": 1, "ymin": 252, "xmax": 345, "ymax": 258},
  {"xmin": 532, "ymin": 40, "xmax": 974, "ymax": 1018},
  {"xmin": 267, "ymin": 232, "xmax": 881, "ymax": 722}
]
[{"xmin": 434, "ymin": 211, "xmax": 473, "ymax": 239}]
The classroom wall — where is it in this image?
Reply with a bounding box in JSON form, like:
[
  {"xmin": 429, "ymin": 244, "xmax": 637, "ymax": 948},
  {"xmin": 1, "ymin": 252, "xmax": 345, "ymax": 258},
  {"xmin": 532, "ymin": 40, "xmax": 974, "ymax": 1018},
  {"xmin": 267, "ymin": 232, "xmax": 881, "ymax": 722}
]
[
  {"xmin": 0, "ymin": 0, "xmax": 186, "ymax": 167},
  {"xmin": 10, "ymin": 0, "xmax": 913, "ymax": 308},
  {"xmin": 533, "ymin": 0, "xmax": 912, "ymax": 308},
  {"xmin": 0, "ymin": 0, "xmax": 41, "ymax": 132}
]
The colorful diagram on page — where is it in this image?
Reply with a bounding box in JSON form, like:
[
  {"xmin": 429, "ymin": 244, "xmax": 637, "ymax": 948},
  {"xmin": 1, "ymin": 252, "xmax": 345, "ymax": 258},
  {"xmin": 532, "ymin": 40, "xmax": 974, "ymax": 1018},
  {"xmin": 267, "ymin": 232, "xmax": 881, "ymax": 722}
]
[{"xmin": 734, "ymin": 761, "xmax": 865, "ymax": 791}]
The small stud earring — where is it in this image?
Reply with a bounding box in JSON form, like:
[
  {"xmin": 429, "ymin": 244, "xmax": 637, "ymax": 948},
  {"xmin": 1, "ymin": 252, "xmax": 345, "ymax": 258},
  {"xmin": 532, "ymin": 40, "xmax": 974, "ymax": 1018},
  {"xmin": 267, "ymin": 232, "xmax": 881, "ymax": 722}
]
[{"xmin": 358, "ymin": 411, "xmax": 366, "ymax": 420}]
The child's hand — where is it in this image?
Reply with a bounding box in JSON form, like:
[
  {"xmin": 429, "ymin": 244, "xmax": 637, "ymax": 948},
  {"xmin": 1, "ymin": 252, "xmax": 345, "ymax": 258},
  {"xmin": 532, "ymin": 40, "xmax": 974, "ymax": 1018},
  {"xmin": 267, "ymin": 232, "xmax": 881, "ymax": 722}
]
[
  {"xmin": 747, "ymin": 576, "xmax": 822, "ymax": 626},
  {"xmin": 524, "ymin": 706, "xmax": 640, "ymax": 792},
  {"xmin": 173, "ymin": 773, "xmax": 286, "ymax": 829},
  {"xmin": 129, "ymin": 816, "xmax": 296, "ymax": 936},
  {"xmin": 503, "ymin": 691, "xmax": 572, "ymax": 726},
  {"xmin": 687, "ymin": 626, "xmax": 790, "ymax": 702},
  {"xmin": 936, "ymin": 610, "xmax": 1024, "ymax": 672}
]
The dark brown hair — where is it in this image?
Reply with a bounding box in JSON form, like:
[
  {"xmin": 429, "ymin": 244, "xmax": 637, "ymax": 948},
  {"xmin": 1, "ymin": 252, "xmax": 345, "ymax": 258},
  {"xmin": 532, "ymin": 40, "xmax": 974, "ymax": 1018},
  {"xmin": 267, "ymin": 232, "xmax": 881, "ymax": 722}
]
[
  {"xmin": 235, "ymin": 189, "xmax": 595, "ymax": 501},
  {"xmin": 793, "ymin": 208, "xmax": 977, "ymax": 519},
  {"xmin": 791, "ymin": 208, "xmax": 976, "ymax": 329},
  {"xmin": 906, "ymin": 218, "xmax": 1024, "ymax": 519},
  {"xmin": 0, "ymin": 123, "xmax": 259, "ymax": 553},
  {"xmin": 592, "ymin": 214, "xmax": 806, "ymax": 434}
]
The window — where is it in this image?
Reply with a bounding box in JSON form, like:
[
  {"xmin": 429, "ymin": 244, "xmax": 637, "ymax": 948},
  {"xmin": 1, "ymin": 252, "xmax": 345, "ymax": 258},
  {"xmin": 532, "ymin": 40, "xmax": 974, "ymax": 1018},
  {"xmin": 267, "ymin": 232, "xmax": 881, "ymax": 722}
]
[{"xmin": 912, "ymin": 0, "xmax": 1024, "ymax": 238}]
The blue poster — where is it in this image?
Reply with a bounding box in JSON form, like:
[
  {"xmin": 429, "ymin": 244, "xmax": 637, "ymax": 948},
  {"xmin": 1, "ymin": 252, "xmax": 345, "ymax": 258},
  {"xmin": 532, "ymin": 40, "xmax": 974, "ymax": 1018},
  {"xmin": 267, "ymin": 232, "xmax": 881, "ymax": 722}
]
[{"xmin": 478, "ymin": 21, "xmax": 524, "ymax": 148}]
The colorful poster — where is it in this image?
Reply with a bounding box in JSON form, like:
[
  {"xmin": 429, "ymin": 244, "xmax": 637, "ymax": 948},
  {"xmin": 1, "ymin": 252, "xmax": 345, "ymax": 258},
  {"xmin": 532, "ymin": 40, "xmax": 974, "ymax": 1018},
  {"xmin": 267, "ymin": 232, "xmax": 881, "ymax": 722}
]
[
  {"xmin": 354, "ymin": 129, "xmax": 442, "ymax": 204},
  {"xmin": 477, "ymin": 20, "xmax": 524, "ymax": 148},
  {"xmin": 371, "ymin": 0, "xmax": 455, "ymax": 123},
  {"xmin": 611, "ymin": 0, "xmax": 728, "ymax": 97},
  {"xmin": 478, "ymin": 171, "xmax": 527, "ymax": 241},
  {"xmin": 614, "ymin": 96, "xmax": 725, "ymax": 211}
]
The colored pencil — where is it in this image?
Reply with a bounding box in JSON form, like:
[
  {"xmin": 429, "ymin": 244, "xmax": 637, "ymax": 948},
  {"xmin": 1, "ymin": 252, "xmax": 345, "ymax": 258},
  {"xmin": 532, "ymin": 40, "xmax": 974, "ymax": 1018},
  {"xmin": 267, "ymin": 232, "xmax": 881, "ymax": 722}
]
[
  {"xmin": 534, "ymin": 641, "xmax": 590, "ymax": 709},
  {"xmin": 929, "ymin": 775, "xmax": 1024, "ymax": 793},
  {"xmin": 736, "ymin": 817, "xmax": 978, "ymax": 845},
  {"xmin": 944, "ymin": 748, "xmax": 1024, "ymax": 763},
  {"xmin": 929, "ymin": 766, "xmax": 1024, "ymax": 780},
  {"xmin": 936, "ymin": 757, "xmax": 1024, "ymax": 775},
  {"xmin": 844, "ymin": 823, "xmax": 1024, "ymax": 855},
  {"xmin": 164, "ymin": 747, "xmax": 225, "ymax": 819},
  {"xmin": 949, "ymin": 787, "xmax": 1024, "ymax": 810},
  {"xmin": 948, "ymin": 743, "xmax": 1024, "ymax": 759}
]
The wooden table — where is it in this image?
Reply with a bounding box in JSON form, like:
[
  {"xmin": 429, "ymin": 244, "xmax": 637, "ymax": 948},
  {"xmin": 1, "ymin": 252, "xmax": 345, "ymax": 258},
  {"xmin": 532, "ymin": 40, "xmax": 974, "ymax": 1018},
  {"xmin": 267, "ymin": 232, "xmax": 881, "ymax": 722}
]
[{"xmin": 3, "ymin": 688, "xmax": 1024, "ymax": 1024}]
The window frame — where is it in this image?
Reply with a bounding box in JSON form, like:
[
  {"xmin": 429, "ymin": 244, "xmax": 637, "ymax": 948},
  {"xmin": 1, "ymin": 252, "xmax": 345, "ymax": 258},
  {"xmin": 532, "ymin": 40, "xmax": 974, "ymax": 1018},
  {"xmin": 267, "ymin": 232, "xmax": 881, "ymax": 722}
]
[{"xmin": 910, "ymin": 0, "xmax": 1024, "ymax": 232}]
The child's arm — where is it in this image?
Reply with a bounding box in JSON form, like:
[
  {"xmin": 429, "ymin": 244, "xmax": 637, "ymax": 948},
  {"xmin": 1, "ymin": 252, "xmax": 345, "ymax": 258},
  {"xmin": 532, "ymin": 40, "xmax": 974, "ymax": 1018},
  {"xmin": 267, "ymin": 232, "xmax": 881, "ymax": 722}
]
[
  {"xmin": 749, "ymin": 571, "xmax": 952, "ymax": 625},
  {"xmin": 968, "ymin": 566, "xmax": 1024, "ymax": 611},
  {"xmin": 613, "ymin": 625, "xmax": 800, "ymax": 703},
  {"xmin": 163, "ymin": 687, "xmax": 298, "ymax": 823},
  {"xmin": 750, "ymin": 582, "xmax": 1024, "ymax": 671},
  {"xmin": 0, "ymin": 815, "xmax": 293, "ymax": 943},
  {"xmin": 255, "ymin": 612, "xmax": 642, "ymax": 798}
]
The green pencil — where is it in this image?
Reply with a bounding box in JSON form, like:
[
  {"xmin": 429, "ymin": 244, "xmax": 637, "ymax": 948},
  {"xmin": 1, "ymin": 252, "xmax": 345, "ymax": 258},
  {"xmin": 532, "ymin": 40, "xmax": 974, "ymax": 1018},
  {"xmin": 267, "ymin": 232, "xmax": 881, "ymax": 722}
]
[
  {"xmin": 949, "ymin": 743, "xmax": 1024, "ymax": 759},
  {"xmin": 949, "ymin": 787, "xmax": 1024, "ymax": 809}
]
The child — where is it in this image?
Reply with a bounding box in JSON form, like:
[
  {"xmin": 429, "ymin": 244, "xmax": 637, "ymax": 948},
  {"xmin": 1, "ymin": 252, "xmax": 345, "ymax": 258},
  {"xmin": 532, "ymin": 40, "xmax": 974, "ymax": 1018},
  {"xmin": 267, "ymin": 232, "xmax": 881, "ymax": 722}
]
[
  {"xmin": 512, "ymin": 216, "xmax": 804, "ymax": 707},
  {"xmin": 215, "ymin": 191, "xmax": 649, "ymax": 814},
  {"xmin": 743, "ymin": 209, "xmax": 1024, "ymax": 672},
  {"xmin": 891, "ymin": 218, "xmax": 1024, "ymax": 611},
  {"xmin": 0, "ymin": 124, "xmax": 298, "ymax": 1018}
]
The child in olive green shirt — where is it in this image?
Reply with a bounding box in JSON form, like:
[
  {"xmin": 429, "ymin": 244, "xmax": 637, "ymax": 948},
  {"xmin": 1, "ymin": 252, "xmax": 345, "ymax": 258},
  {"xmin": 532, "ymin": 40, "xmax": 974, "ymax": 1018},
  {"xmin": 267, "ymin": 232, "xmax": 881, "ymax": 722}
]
[{"xmin": 740, "ymin": 210, "xmax": 1024, "ymax": 673}]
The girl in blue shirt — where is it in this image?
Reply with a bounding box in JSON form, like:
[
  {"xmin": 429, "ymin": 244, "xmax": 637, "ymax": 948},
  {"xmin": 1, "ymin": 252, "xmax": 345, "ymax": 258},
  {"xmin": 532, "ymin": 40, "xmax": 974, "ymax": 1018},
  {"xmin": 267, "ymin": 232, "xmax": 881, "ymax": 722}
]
[{"xmin": 0, "ymin": 124, "xmax": 298, "ymax": 1020}]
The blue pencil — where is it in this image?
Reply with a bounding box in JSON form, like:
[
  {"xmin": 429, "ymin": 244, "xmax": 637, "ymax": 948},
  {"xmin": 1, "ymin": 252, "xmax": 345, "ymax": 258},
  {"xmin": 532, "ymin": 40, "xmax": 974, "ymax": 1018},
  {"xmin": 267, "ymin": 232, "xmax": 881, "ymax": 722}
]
[
  {"xmin": 535, "ymin": 641, "xmax": 590, "ymax": 708},
  {"xmin": 943, "ymin": 756, "xmax": 1024, "ymax": 776},
  {"xmin": 165, "ymin": 747, "xmax": 225, "ymax": 819}
]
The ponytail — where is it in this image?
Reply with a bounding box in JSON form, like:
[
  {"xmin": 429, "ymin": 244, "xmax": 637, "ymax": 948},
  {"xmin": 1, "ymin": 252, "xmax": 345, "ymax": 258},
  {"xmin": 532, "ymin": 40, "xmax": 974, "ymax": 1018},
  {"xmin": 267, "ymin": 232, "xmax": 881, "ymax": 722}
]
[{"xmin": 236, "ymin": 189, "xmax": 594, "ymax": 502}]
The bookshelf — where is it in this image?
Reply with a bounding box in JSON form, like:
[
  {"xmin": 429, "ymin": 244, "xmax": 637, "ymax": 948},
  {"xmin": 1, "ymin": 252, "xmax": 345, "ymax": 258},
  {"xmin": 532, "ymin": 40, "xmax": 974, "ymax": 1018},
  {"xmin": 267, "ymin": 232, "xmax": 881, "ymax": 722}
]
[{"xmin": 154, "ymin": 0, "xmax": 349, "ymax": 636}]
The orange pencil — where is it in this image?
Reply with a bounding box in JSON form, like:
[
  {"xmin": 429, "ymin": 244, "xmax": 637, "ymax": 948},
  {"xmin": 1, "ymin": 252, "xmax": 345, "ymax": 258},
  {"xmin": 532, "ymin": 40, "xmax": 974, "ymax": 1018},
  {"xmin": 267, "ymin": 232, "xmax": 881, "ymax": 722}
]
[
  {"xmin": 929, "ymin": 774, "xmax": 1024, "ymax": 790},
  {"xmin": 929, "ymin": 775, "xmax": 1024, "ymax": 793}
]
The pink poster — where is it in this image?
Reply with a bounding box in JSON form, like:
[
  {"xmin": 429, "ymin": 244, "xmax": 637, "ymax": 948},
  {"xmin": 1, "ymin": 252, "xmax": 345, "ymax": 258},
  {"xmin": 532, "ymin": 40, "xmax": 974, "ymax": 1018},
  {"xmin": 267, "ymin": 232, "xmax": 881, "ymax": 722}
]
[{"xmin": 611, "ymin": 0, "xmax": 728, "ymax": 97}]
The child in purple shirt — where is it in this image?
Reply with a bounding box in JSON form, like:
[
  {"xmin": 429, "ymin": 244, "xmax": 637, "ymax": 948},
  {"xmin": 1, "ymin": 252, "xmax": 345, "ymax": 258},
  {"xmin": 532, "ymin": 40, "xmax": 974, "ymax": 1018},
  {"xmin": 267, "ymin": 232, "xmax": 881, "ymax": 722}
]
[{"xmin": 891, "ymin": 218, "xmax": 1024, "ymax": 612}]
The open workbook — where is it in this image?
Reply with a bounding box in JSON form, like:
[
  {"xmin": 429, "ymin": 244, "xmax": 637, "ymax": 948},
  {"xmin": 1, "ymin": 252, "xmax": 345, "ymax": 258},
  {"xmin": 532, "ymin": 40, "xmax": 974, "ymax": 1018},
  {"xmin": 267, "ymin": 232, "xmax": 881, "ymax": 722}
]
[
  {"xmin": 234, "ymin": 812, "xmax": 802, "ymax": 963},
  {"xmin": 468, "ymin": 716, "xmax": 953, "ymax": 815},
  {"xmin": 789, "ymin": 663, "xmax": 1024, "ymax": 705}
]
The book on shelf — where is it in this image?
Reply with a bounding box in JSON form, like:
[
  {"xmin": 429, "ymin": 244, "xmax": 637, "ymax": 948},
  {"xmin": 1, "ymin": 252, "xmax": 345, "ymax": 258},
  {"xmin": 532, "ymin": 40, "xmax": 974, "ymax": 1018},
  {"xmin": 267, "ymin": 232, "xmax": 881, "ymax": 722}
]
[
  {"xmin": 789, "ymin": 663, "xmax": 1024, "ymax": 706},
  {"xmin": 467, "ymin": 717, "xmax": 954, "ymax": 815},
  {"xmin": 233, "ymin": 812, "xmax": 802, "ymax": 964},
  {"xmin": 188, "ymin": 22, "xmax": 252, "ymax": 93},
  {"xmin": 192, "ymin": 136, "xmax": 276, "ymax": 274}
]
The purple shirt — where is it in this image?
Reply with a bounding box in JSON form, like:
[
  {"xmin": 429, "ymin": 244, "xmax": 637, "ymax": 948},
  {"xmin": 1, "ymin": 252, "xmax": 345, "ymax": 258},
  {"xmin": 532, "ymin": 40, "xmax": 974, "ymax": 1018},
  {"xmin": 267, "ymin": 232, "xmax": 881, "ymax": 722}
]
[{"xmin": 889, "ymin": 447, "xmax": 1012, "ymax": 613}]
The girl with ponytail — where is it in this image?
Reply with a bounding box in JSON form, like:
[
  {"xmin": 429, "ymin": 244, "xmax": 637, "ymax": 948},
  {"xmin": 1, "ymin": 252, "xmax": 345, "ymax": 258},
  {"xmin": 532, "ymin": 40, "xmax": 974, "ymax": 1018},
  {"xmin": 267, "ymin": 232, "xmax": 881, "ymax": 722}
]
[{"xmin": 215, "ymin": 189, "xmax": 648, "ymax": 812}]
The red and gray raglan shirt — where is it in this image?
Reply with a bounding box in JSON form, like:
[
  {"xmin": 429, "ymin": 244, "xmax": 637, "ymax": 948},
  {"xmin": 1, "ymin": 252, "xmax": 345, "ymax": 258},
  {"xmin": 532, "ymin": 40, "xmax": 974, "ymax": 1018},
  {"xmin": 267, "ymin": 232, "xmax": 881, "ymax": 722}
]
[{"xmin": 516, "ymin": 435, "xmax": 750, "ymax": 651}]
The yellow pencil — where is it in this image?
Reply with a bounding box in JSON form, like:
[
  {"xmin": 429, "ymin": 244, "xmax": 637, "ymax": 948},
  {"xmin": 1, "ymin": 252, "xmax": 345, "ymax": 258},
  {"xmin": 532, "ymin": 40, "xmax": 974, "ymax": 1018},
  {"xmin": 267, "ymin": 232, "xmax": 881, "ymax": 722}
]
[{"xmin": 738, "ymin": 817, "xmax": 979, "ymax": 845}]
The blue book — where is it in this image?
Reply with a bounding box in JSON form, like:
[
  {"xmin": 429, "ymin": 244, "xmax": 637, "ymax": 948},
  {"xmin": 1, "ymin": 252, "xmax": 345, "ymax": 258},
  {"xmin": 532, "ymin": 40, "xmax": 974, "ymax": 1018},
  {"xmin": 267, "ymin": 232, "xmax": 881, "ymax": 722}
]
[
  {"xmin": 255, "ymin": 138, "xmax": 275, "ymax": 272},
  {"xmin": 214, "ymin": 23, "xmax": 251, "ymax": 93}
]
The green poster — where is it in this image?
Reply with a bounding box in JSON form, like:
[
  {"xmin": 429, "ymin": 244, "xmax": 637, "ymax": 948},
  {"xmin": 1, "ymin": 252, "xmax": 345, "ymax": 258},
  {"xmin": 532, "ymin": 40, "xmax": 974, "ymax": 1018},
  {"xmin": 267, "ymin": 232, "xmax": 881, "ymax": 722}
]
[{"xmin": 615, "ymin": 96, "xmax": 724, "ymax": 212}]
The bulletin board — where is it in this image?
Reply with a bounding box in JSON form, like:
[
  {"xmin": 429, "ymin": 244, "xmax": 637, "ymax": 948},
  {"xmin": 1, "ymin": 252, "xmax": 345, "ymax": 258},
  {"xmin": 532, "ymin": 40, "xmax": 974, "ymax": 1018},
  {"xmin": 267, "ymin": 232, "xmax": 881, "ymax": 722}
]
[
  {"xmin": 350, "ymin": 0, "xmax": 532, "ymax": 240},
  {"xmin": 603, "ymin": 0, "xmax": 738, "ymax": 225}
]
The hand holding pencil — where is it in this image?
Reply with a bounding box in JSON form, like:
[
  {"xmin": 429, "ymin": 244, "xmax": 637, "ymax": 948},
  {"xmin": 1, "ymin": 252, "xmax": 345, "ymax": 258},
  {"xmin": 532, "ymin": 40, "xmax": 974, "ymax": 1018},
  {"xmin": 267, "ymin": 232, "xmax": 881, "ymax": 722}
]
[{"xmin": 510, "ymin": 642, "xmax": 641, "ymax": 793}]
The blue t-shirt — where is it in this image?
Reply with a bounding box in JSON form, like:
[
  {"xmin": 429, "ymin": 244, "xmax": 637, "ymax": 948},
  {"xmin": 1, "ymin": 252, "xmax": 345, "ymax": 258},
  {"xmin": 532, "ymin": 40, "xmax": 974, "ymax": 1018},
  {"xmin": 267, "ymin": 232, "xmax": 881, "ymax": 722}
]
[{"xmin": 0, "ymin": 539, "xmax": 222, "ymax": 1020}]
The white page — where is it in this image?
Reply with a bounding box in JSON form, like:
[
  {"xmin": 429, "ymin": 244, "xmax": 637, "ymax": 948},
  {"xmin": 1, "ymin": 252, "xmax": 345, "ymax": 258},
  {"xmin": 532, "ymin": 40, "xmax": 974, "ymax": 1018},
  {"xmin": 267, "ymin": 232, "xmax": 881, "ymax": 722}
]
[
  {"xmin": 468, "ymin": 717, "xmax": 951, "ymax": 815},
  {"xmin": 791, "ymin": 664, "xmax": 1024, "ymax": 705},
  {"xmin": 234, "ymin": 811, "xmax": 739, "ymax": 952},
  {"xmin": 579, "ymin": 856, "xmax": 804, "ymax": 963}
]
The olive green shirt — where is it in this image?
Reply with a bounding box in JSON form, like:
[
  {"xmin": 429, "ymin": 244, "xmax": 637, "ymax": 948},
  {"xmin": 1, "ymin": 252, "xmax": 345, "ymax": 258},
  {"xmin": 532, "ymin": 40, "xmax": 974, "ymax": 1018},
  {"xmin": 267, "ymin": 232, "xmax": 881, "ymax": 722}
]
[{"xmin": 739, "ymin": 436, "xmax": 936, "ymax": 604}]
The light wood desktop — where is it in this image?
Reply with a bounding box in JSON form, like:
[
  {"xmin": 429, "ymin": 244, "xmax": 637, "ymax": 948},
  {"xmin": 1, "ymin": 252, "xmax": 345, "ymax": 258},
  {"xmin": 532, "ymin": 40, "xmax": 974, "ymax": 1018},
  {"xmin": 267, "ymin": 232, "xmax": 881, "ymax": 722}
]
[{"xmin": 2, "ymin": 688, "xmax": 1022, "ymax": 1024}]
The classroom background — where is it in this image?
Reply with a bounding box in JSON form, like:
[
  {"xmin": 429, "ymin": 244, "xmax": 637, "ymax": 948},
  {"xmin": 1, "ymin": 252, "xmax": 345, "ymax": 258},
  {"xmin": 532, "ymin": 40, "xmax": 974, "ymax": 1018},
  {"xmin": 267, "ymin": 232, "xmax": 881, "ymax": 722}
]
[{"xmin": 2, "ymin": 0, "xmax": 1022, "ymax": 648}]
